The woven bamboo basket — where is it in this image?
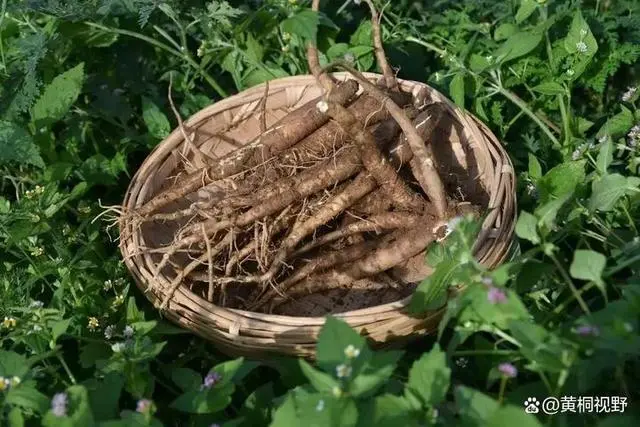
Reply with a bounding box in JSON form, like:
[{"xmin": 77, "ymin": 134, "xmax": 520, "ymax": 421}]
[{"xmin": 119, "ymin": 72, "xmax": 516, "ymax": 358}]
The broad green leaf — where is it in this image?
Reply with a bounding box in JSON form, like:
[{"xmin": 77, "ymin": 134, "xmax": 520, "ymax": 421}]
[
  {"xmin": 270, "ymin": 392, "xmax": 298, "ymax": 427},
  {"xmin": 0, "ymin": 121, "xmax": 43, "ymax": 168},
  {"xmin": 532, "ymin": 81, "xmax": 565, "ymax": 96},
  {"xmin": 406, "ymin": 344, "xmax": 450, "ymax": 406},
  {"xmin": 528, "ymin": 153, "xmax": 542, "ymax": 180},
  {"xmin": 508, "ymin": 320, "xmax": 576, "ymax": 372},
  {"xmin": 142, "ymin": 97, "xmax": 170, "ymax": 140},
  {"xmin": 515, "ymin": 211, "xmax": 540, "ymax": 244},
  {"xmin": 316, "ymin": 316, "xmax": 368, "ymax": 374},
  {"xmin": 450, "ymin": 73, "xmax": 465, "ymax": 108},
  {"xmin": 5, "ymin": 386, "xmax": 50, "ymax": 415},
  {"xmin": 32, "ymin": 63, "xmax": 84, "ymax": 126},
  {"xmin": 299, "ymin": 359, "xmax": 340, "ymax": 392},
  {"xmin": 50, "ymin": 319, "xmax": 71, "ymax": 346},
  {"xmin": 537, "ymin": 160, "xmax": 585, "ymax": 202},
  {"xmin": 458, "ymin": 284, "xmax": 530, "ymax": 330},
  {"xmin": 596, "ymin": 106, "xmax": 634, "ymax": 138},
  {"xmin": 349, "ymin": 350, "xmax": 403, "ymax": 398},
  {"xmin": 596, "ymin": 137, "xmax": 613, "ymax": 174},
  {"xmin": 0, "ymin": 351, "xmax": 30, "ymax": 378},
  {"xmin": 170, "ymin": 382, "xmax": 235, "ymax": 414},
  {"xmin": 563, "ymin": 10, "xmax": 598, "ymax": 78},
  {"xmin": 245, "ymin": 33, "xmax": 264, "ymax": 63},
  {"xmin": 296, "ymin": 393, "xmax": 358, "ymax": 427},
  {"xmin": 350, "ymin": 20, "xmax": 372, "ymax": 46},
  {"xmin": 7, "ymin": 407, "xmax": 24, "ymax": 427},
  {"xmin": 243, "ymin": 66, "xmax": 289, "ymax": 88},
  {"xmin": 281, "ymin": 9, "xmax": 319, "ymax": 44},
  {"xmin": 212, "ymin": 357, "xmax": 245, "ymax": 388},
  {"xmin": 66, "ymin": 385, "xmax": 94, "ymax": 425},
  {"xmin": 516, "ymin": 0, "xmax": 538, "ymax": 23},
  {"xmin": 326, "ymin": 43, "xmax": 350, "ymax": 62},
  {"xmin": 126, "ymin": 297, "xmax": 143, "ymax": 323},
  {"xmin": 494, "ymin": 23, "xmax": 517, "ymax": 41},
  {"xmin": 570, "ymin": 250, "xmax": 606, "ymax": 286},
  {"xmin": 359, "ymin": 394, "xmax": 419, "ymax": 426},
  {"xmin": 348, "ymin": 45, "xmax": 375, "ymax": 71},
  {"xmin": 588, "ymin": 173, "xmax": 632, "ymax": 212},
  {"xmin": 409, "ymin": 259, "xmax": 458, "ymax": 314},
  {"xmin": 485, "ymin": 405, "xmax": 543, "ymax": 427},
  {"xmin": 85, "ymin": 373, "xmax": 123, "ymax": 421},
  {"xmin": 494, "ymin": 31, "xmax": 542, "ymax": 63},
  {"xmin": 455, "ymin": 386, "xmax": 500, "ymax": 424},
  {"xmin": 171, "ymin": 367, "xmax": 202, "ymax": 391},
  {"xmin": 535, "ymin": 192, "xmax": 573, "ymax": 232}
]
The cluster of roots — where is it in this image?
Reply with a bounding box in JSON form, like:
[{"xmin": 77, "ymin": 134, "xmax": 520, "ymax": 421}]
[{"xmin": 119, "ymin": 0, "xmax": 487, "ymax": 316}]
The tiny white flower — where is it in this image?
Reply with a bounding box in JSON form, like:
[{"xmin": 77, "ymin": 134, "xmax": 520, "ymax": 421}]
[
  {"xmin": 576, "ymin": 41, "xmax": 588, "ymax": 54},
  {"xmin": 316, "ymin": 399, "xmax": 325, "ymax": 411},
  {"xmin": 32, "ymin": 325, "xmax": 42, "ymax": 332},
  {"xmin": 623, "ymin": 322, "xmax": 633, "ymax": 333},
  {"xmin": 571, "ymin": 149, "xmax": 582, "ymax": 160},
  {"xmin": 354, "ymin": 0, "xmax": 361, "ymax": 4},
  {"xmin": 485, "ymin": 55, "xmax": 493, "ymax": 63},
  {"xmin": 336, "ymin": 364, "xmax": 352, "ymax": 378},
  {"xmin": 332, "ymin": 386, "xmax": 343, "ymax": 398},
  {"xmin": 104, "ymin": 325, "xmax": 116, "ymax": 340},
  {"xmin": 343, "ymin": 52, "xmax": 355, "ymax": 64},
  {"xmin": 123, "ymin": 325, "xmax": 134, "ymax": 338},
  {"xmin": 580, "ymin": 29, "xmax": 588, "ymax": 36},
  {"xmin": 29, "ymin": 300, "xmax": 44, "ymax": 309},
  {"xmin": 456, "ymin": 357, "xmax": 468, "ymax": 368},
  {"xmin": 622, "ymin": 86, "xmax": 637, "ymax": 102},
  {"xmin": 566, "ymin": 69, "xmax": 575, "ymax": 76},
  {"xmin": 598, "ymin": 135, "xmax": 608, "ymax": 144},
  {"xmin": 316, "ymin": 100, "xmax": 329, "ymax": 113},
  {"xmin": 111, "ymin": 342, "xmax": 126, "ymax": 353},
  {"xmin": 344, "ymin": 345, "xmax": 360, "ymax": 359}
]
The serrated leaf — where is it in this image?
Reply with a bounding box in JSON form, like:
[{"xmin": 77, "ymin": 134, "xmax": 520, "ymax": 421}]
[
  {"xmin": 0, "ymin": 121, "xmax": 43, "ymax": 168},
  {"xmin": 515, "ymin": 211, "xmax": 540, "ymax": 244},
  {"xmin": 570, "ymin": 250, "xmax": 606, "ymax": 289},
  {"xmin": 406, "ymin": 344, "xmax": 450, "ymax": 406},
  {"xmin": 32, "ymin": 63, "xmax": 84, "ymax": 126},
  {"xmin": 281, "ymin": 9, "xmax": 319, "ymax": 44},
  {"xmin": 538, "ymin": 160, "xmax": 585, "ymax": 202},
  {"xmin": 299, "ymin": 359, "xmax": 339, "ymax": 392},
  {"xmin": 494, "ymin": 31, "xmax": 542, "ymax": 63},
  {"xmin": 409, "ymin": 259, "xmax": 458, "ymax": 314},
  {"xmin": 532, "ymin": 81, "xmax": 565, "ymax": 95},
  {"xmin": 535, "ymin": 192, "xmax": 573, "ymax": 232},
  {"xmin": 7, "ymin": 407, "xmax": 24, "ymax": 427},
  {"xmin": 528, "ymin": 153, "xmax": 542, "ymax": 180},
  {"xmin": 6, "ymin": 386, "xmax": 49, "ymax": 415},
  {"xmin": 142, "ymin": 97, "xmax": 170, "ymax": 140},
  {"xmin": 316, "ymin": 316, "xmax": 368, "ymax": 374},
  {"xmin": 455, "ymin": 386, "xmax": 500, "ymax": 423},
  {"xmin": 349, "ymin": 350, "xmax": 403, "ymax": 398},
  {"xmin": 596, "ymin": 138, "xmax": 613, "ymax": 174},
  {"xmin": 564, "ymin": 10, "xmax": 597, "ymax": 56},
  {"xmin": 516, "ymin": 0, "xmax": 538, "ymax": 23},
  {"xmin": 0, "ymin": 351, "xmax": 30, "ymax": 378},
  {"xmin": 596, "ymin": 106, "xmax": 634, "ymax": 138},
  {"xmin": 494, "ymin": 23, "xmax": 516, "ymax": 41},
  {"xmin": 588, "ymin": 173, "xmax": 629, "ymax": 212},
  {"xmin": 450, "ymin": 73, "xmax": 465, "ymax": 108}
]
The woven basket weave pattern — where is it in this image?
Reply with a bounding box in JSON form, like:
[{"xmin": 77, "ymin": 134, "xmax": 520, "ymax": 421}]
[{"xmin": 119, "ymin": 72, "xmax": 516, "ymax": 358}]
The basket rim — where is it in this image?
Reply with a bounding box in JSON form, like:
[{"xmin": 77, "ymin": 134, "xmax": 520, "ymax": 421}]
[{"xmin": 119, "ymin": 71, "xmax": 517, "ymax": 328}]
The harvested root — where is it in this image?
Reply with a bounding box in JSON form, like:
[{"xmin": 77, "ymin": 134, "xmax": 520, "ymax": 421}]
[{"xmin": 122, "ymin": 0, "xmax": 486, "ymax": 317}]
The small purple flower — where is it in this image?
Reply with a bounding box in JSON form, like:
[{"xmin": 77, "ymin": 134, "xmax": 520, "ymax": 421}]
[
  {"xmin": 575, "ymin": 324, "xmax": 600, "ymax": 337},
  {"xmin": 51, "ymin": 392, "xmax": 68, "ymax": 417},
  {"xmin": 498, "ymin": 363, "xmax": 518, "ymax": 378},
  {"xmin": 201, "ymin": 371, "xmax": 222, "ymax": 390},
  {"xmin": 487, "ymin": 286, "xmax": 507, "ymax": 304},
  {"xmin": 136, "ymin": 398, "xmax": 152, "ymax": 413}
]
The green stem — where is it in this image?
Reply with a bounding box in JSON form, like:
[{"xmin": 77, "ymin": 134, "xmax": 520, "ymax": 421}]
[
  {"xmin": 84, "ymin": 22, "xmax": 227, "ymax": 98},
  {"xmin": 498, "ymin": 377, "xmax": 507, "ymax": 404},
  {"xmin": 549, "ymin": 253, "xmax": 591, "ymax": 315},
  {"xmin": 495, "ymin": 86, "xmax": 562, "ymax": 150},
  {"xmin": 56, "ymin": 353, "xmax": 77, "ymax": 384},
  {"xmin": 604, "ymin": 253, "xmax": 640, "ymax": 277},
  {"xmin": 558, "ymin": 93, "xmax": 571, "ymax": 145},
  {"xmin": 621, "ymin": 203, "xmax": 638, "ymax": 235}
]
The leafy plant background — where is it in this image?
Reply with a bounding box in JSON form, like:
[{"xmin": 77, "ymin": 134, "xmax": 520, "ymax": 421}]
[{"xmin": 1, "ymin": 0, "xmax": 639, "ymax": 425}]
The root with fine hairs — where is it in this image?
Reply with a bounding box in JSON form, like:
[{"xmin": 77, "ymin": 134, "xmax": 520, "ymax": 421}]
[{"xmin": 117, "ymin": 0, "xmax": 481, "ymax": 316}]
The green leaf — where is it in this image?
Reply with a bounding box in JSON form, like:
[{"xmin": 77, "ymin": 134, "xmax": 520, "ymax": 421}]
[
  {"xmin": 171, "ymin": 368, "xmax": 202, "ymax": 391},
  {"xmin": 455, "ymin": 386, "xmax": 500, "ymax": 424},
  {"xmin": 406, "ymin": 344, "xmax": 450, "ymax": 406},
  {"xmin": 32, "ymin": 63, "xmax": 85, "ymax": 126},
  {"xmin": 458, "ymin": 284, "xmax": 530, "ymax": 330},
  {"xmin": 211, "ymin": 357, "xmax": 245, "ymax": 388},
  {"xmin": 0, "ymin": 351, "xmax": 30, "ymax": 378},
  {"xmin": 299, "ymin": 359, "xmax": 340, "ymax": 392},
  {"xmin": 515, "ymin": 0, "xmax": 538, "ymax": 23},
  {"xmin": 528, "ymin": 153, "xmax": 542, "ymax": 180},
  {"xmin": 532, "ymin": 81, "xmax": 565, "ymax": 96},
  {"xmin": 596, "ymin": 106, "xmax": 635, "ymax": 138},
  {"xmin": 409, "ymin": 259, "xmax": 458, "ymax": 314},
  {"xmin": 535, "ymin": 192, "xmax": 573, "ymax": 232},
  {"xmin": 126, "ymin": 297, "xmax": 143, "ymax": 323},
  {"xmin": 570, "ymin": 250, "xmax": 606, "ymax": 286},
  {"xmin": 494, "ymin": 23, "xmax": 517, "ymax": 41},
  {"xmin": 361, "ymin": 394, "xmax": 419, "ymax": 427},
  {"xmin": 142, "ymin": 97, "xmax": 170, "ymax": 140},
  {"xmin": 0, "ymin": 121, "xmax": 43, "ymax": 168},
  {"xmin": 508, "ymin": 320, "xmax": 575, "ymax": 372},
  {"xmin": 588, "ymin": 173, "xmax": 637, "ymax": 212},
  {"xmin": 350, "ymin": 20, "xmax": 372, "ymax": 46},
  {"xmin": 485, "ymin": 405, "xmax": 543, "ymax": 427},
  {"xmin": 5, "ymin": 386, "xmax": 50, "ymax": 415},
  {"xmin": 494, "ymin": 31, "xmax": 542, "ymax": 63},
  {"xmin": 281, "ymin": 9, "xmax": 319, "ymax": 44},
  {"xmin": 316, "ymin": 316, "xmax": 368, "ymax": 374},
  {"xmin": 170, "ymin": 382, "xmax": 235, "ymax": 414},
  {"xmin": 7, "ymin": 407, "xmax": 24, "ymax": 427},
  {"xmin": 515, "ymin": 211, "xmax": 540, "ymax": 244},
  {"xmin": 537, "ymin": 160, "xmax": 585, "ymax": 202},
  {"xmin": 349, "ymin": 350, "xmax": 403, "ymax": 398},
  {"xmin": 596, "ymin": 138, "xmax": 613, "ymax": 174},
  {"xmin": 564, "ymin": 10, "xmax": 597, "ymax": 56},
  {"xmin": 449, "ymin": 73, "xmax": 465, "ymax": 108},
  {"xmin": 243, "ymin": 66, "xmax": 289, "ymax": 87},
  {"xmin": 326, "ymin": 43, "xmax": 350, "ymax": 62},
  {"xmin": 85, "ymin": 373, "xmax": 123, "ymax": 421}
]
